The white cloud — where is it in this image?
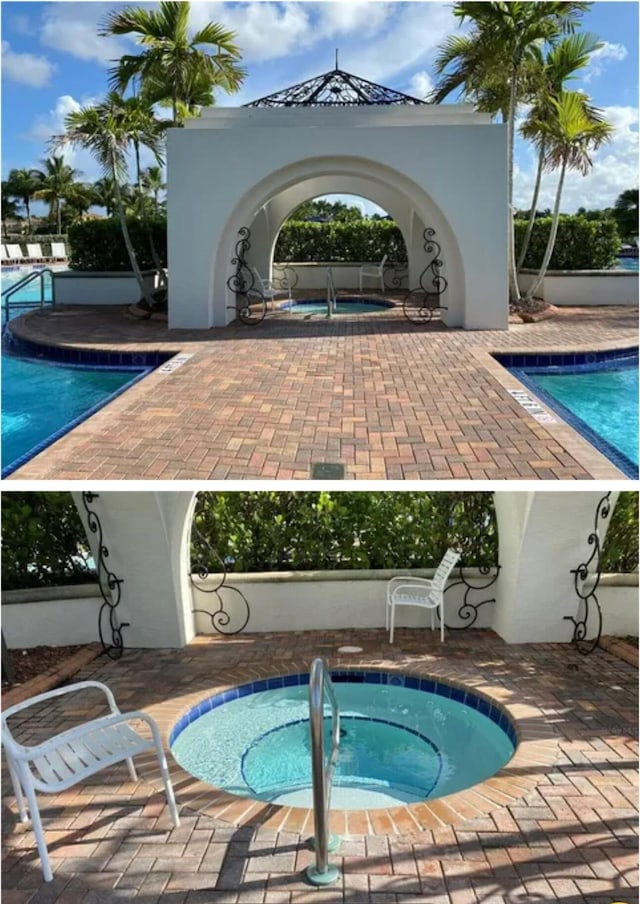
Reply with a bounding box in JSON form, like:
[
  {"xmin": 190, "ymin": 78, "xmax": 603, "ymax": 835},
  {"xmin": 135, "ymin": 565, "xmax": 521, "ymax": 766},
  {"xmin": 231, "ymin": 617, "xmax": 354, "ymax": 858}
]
[
  {"xmin": 24, "ymin": 95, "xmax": 103, "ymax": 180},
  {"xmin": 514, "ymin": 105, "xmax": 639, "ymax": 212},
  {"xmin": 2, "ymin": 41, "xmax": 55, "ymax": 87},
  {"xmin": 583, "ymin": 41, "xmax": 628, "ymax": 82},
  {"xmin": 40, "ymin": 2, "xmax": 131, "ymax": 64},
  {"xmin": 314, "ymin": 2, "xmax": 393, "ymax": 41},
  {"xmin": 407, "ymin": 70, "xmax": 433, "ymax": 101}
]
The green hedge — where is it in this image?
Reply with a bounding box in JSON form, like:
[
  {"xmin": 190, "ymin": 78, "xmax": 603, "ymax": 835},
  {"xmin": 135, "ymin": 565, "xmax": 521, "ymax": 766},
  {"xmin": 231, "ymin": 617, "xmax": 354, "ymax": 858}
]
[
  {"xmin": 515, "ymin": 215, "xmax": 619, "ymax": 270},
  {"xmin": 1, "ymin": 493, "xmax": 95, "ymax": 591},
  {"xmin": 274, "ymin": 220, "xmax": 407, "ymax": 263},
  {"xmin": 602, "ymin": 492, "xmax": 639, "ymax": 574},
  {"xmin": 67, "ymin": 217, "xmax": 167, "ymax": 271},
  {"xmin": 192, "ymin": 492, "xmax": 498, "ymax": 572}
]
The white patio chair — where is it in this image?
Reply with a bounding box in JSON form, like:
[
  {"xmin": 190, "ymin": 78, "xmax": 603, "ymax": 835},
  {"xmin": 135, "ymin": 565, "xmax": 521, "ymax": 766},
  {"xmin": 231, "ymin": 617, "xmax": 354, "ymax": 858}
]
[
  {"xmin": 359, "ymin": 253, "xmax": 388, "ymax": 293},
  {"xmin": 6, "ymin": 244, "xmax": 24, "ymax": 264},
  {"xmin": 251, "ymin": 267, "xmax": 292, "ymax": 310},
  {"xmin": 1, "ymin": 680, "xmax": 180, "ymax": 882},
  {"xmin": 50, "ymin": 241, "xmax": 68, "ymax": 261},
  {"xmin": 1, "ymin": 244, "xmax": 9, "ymax": 263},
  {"xmin": 386, "ymin": 547, "xmax": 461, "ymax": 644},
  {"xmin": 26, "ymin": 243, "xmax": 46, "ymax": 263}
]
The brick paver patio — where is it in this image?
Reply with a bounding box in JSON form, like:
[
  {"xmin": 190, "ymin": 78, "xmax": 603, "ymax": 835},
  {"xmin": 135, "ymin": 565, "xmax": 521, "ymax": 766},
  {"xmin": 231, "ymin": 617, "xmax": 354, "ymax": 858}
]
[
  {"xmin": 2, "ymin": 630, "xmax": 638, "ymax": 902},
  {"xmin": 6, "ymin": 302, "xmax": 637, "ymax": 480}
]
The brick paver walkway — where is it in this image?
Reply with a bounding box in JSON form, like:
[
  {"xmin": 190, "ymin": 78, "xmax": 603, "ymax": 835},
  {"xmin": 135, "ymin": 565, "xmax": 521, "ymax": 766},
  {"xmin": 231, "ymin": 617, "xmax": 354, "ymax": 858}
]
[
  {"xmin": 6, "ymin": 303, "xmax": 637, "ymax": 480},
  {"xmin": 2, "ymin": 630, "xmax": 638, "ymax": 902}
]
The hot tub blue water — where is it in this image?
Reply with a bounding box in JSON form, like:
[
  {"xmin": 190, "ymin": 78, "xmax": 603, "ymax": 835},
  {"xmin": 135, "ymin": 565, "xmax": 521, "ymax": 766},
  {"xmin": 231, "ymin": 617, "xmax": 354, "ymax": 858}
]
[
  {"xmin": 280, "ymin": 297, "xmax": 394, "ymax": 315},
  {"xmin": 170, "ymin": 672, "xmax": 515, "ymax": 810},
  {"xmin": 497, "ymin": 349, "xmax": 638, "ymax": 478},
  {"xmin": 614, "ymin": 256, "xmax": 638, "ymax": 271}
]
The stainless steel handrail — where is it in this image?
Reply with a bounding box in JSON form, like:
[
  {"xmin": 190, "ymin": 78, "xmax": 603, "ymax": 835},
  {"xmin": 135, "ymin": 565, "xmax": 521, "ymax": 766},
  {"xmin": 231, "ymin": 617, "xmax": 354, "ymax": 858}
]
[
  {"xmin": 1, "ymin": 268, "xmax": 56, "ymax": 321},
  {"xmin": 326, "ymin": 268, "xmax": 336, "ymax": 318},
  {"xmin": 307, "ymin": 657, "xmax": 341, "ymax": 885}
]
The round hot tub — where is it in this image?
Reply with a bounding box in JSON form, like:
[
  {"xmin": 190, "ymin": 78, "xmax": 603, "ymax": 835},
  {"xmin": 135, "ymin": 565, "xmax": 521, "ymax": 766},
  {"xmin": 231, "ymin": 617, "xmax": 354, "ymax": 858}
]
[
  {"xmin": 280, "ymin": 297, "xmax": 394, "ymax": 315},
  {"xmin": 170, "ymin": 671, "xmax": 516, "ymax": 810}
]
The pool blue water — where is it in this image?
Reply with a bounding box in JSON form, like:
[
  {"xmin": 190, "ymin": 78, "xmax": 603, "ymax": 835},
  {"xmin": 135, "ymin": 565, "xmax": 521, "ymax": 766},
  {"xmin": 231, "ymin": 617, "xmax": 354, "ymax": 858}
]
[
  {"xmin": 171, "ymin": 681, "xmax": 514, "ymax": 809},
  {"xmin": 615, "ymin": 256, "xmax": 638, "ymax": 271},
  {"xmin": 2, "ymin": 268, "xmax": 55, "ymax": 322},
  {"xmin": 2, "ymin": 354, "xmax": 146, "ymax": 475},
  {"xmin": 281, "ymin": 298, "xmax": 393, "ymax": 315},
  {"xmin": 523, "ymin": 360, "xmax": 638, "ymax": 469}
]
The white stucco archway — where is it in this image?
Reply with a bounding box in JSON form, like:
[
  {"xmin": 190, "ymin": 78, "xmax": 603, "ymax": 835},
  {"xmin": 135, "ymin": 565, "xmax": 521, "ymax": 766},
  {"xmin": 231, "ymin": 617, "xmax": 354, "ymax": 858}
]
[{"xmin": 167, "ymin": 103, "xmax": 508, "ymax": 331}]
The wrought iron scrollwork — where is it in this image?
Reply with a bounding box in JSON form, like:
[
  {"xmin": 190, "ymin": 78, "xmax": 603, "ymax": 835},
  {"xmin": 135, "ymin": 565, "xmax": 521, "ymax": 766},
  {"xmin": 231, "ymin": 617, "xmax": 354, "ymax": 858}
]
[
  {"xmin": 442, "ymin": 565, "xmax": 500, "ymax": 630},
  {"xmin": 272, "ymin": 263, "xmax": 299, "ymax": 294},
  {"xmin": 190, "ymin": 522, "xmax": 250, "ymax": 635},
  {"xmin": 403, "ymin": 227, "xmax": 449, "ymax": 324},
  {"xmin": 563, "ymin": 492, "xmax": 611, "ymax": 655},
  {"xmin": 226, "ymin": 227, "xmax": 266, "ymax": 325},
  {"xmin": 383, "ymin": 263, "xmax": 409, "ymax": 291},
  {"xmin": 82, "ymin": 492, "xmax": 128, "ymax": 660}
]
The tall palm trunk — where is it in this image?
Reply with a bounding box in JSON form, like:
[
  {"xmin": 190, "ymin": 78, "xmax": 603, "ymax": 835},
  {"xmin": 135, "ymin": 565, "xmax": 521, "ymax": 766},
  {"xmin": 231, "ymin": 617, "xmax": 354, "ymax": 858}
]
[
  {"xmin": 525, "ymin": 157, "xmax": 566, "ymax": 300},
  {"xmin": 133, "ymin": 139, "xmax": 143, "ymax": 216},
  {"xmin": 25, "ymin": 198, "xmax": 32, "ymax": 233},
  {"xmin": 111, "ymin": 152, "xmax": 155, "ymax": 306},
  {"xmin": 517, "ymin": 143, "xmax": 545, "ymax": 270},
  {"xmin": 506, "ymin": 62, "xmax": 521, "ymax": 304},
  {"xmin": 57, "ymin": 198, "xmax": 62, "ymax": 235}
]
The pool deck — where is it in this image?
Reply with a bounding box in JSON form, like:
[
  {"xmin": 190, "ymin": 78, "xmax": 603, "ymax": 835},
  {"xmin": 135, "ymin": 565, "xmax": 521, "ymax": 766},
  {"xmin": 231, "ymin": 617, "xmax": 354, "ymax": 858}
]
[
  {"xmin": 5, "ymin": 300, "xmax": 638, "ymax": 480},
  {"xmin": 2, "ymin": 630, "xmax": 637, "ymax": 902}
]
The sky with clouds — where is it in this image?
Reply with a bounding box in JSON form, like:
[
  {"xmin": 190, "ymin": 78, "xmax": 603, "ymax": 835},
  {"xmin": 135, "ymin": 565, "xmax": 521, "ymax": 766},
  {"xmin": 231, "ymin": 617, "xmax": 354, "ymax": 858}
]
[{"xmin": 1, "ymin": 0, "xmax": 638, "ymax": 215}]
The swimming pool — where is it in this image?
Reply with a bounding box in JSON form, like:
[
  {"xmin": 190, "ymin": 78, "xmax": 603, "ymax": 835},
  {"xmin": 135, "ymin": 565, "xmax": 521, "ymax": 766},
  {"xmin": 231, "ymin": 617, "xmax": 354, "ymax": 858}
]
[
  {"xmin": 496, "ymin": 349, "xmax": 638, "ymax": 477},
  {"xmin": 615, "ymin": 256, "xmax": 638, "ymax": 271},
  {"xmin": 170, "ymin": 671, "xmax": 515, "ymax": 810},
  {"xmin": 2, "ymin": 351, "xmax": 152, "ymax": 477},
  {"xmin": 280, "ymin": 297, "xmax": 394, "ymax": 315},
  {"xmin": 2, "ymin": 266, "xmax": 57, "ymax": 323}
]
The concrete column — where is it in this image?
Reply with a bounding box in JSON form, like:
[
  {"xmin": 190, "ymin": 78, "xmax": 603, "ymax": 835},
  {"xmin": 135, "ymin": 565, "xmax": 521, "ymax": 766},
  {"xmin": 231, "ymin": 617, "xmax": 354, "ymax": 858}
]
[
  {"xmin": 493, "ymin": 490, "xmax": 619, "ymax": 643},
  {"xmin": 72, "ymin": 491, "xmax": 197, "ymax": 649}
]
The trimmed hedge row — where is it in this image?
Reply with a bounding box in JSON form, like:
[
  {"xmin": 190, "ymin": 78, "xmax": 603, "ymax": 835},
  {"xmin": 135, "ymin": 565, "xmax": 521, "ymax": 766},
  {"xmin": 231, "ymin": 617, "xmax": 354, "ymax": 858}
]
[
  {"xmin": 67, "ymin": 217, "xmax": 167, "ymax": 271},
  {"xmin": 514, "ymin": 215, "xmax": 619, "ymax": 270},
  {"xmin": 65, "ymin": 213, "xmax": 619, "ymax": 272},
  {"xmin": 274, "ymin": 220, "xmax": 407, "ymax": 263}
]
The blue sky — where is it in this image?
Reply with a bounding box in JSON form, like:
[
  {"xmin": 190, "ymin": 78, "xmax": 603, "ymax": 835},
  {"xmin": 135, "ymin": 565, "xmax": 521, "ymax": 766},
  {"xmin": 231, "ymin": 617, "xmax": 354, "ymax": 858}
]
[{"xmin": 2, "ymin": 0, "xmax": 638, "ymax": 215}]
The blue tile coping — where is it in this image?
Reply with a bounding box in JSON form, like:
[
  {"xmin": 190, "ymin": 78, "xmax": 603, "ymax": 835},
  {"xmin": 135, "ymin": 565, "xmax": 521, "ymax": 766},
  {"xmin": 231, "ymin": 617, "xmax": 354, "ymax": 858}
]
[{"xmin": 169, "ymin": 669, "xmax": 518, "ymax": 749}]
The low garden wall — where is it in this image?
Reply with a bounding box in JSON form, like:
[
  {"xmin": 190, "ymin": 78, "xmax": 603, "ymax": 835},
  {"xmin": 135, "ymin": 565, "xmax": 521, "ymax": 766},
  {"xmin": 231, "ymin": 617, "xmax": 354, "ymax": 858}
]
[
  {"xmin": 2, "ymin": 571, "xmax": 636, "ymax": 648},
  {"xmin": 273, "ymin": 262, "xmax": 408, "ymax": 293},
  {"xmin": 53, "ymin": 270, "xmax": 159, "ymax": 306},
  {"xmin": 517, "ymin": 269, "xmax": 638, "ymax": 306}
]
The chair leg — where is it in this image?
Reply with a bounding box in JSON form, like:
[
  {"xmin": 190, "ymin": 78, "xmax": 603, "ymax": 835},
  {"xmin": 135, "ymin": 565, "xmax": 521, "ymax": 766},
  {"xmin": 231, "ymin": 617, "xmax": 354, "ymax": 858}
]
[
  {"xmin": 6, "ymin": 756, "xmax": 28, "ymax": 822},
  {"xmin": 431, "ymin": 609, "xmax": 435, "ymax": 631},
  {"xmin": 440, "ymin": 604, "xmax": 444, "ymax": 643},
  {"xmin": 154, "ymin": 746, "xmax": 180, "ymax": 827},
  {"xmin": 21, "ymin": 771, "xmax": 53, "ymax": 882},
  {"xmin": 389, "ymin": 603, "xmax": 396, "ymax": 644},
  {"xmin": 126, "ymin": 757, "xmax": 138, "ymax": 782}
]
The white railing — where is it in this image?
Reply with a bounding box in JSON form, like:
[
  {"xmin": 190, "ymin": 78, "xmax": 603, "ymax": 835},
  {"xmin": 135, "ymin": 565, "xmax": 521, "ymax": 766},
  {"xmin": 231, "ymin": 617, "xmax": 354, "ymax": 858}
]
[
  {"xmin": 326, "ymin": 268, "xmax": 337, "ymax": 318},
  {"xmin": 306, "ymin": 657, "xmax": 341, "ymax": 886}
]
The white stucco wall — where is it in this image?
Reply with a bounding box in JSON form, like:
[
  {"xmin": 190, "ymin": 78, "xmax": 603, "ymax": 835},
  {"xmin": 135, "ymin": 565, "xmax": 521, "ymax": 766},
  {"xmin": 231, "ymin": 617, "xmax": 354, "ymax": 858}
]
[
  {"xmin": 167, "ymin": 106, "xmax": 508, "ymax": 331},
  {"xmin": 518, "ymin": 270, "xmax": 638, "ymax": 306},
  {"xmin": 54, "ymin": 271, "xmax": 158, "ymax": 305}
]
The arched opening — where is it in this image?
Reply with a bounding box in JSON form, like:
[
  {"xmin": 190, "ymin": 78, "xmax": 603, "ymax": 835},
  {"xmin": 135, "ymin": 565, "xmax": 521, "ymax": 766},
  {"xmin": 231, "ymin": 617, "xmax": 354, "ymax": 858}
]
[{"xmin": 209, "ymin": 155, "xmax": 465, "ymax": 329}]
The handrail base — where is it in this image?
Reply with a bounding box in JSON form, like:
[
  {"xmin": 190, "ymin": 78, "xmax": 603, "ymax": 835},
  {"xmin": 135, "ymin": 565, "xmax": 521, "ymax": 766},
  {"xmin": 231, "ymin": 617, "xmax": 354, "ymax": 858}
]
[
  {"xmin": 309, "ymin": 832, "xmax": 341, "ymax": 853},
  {"xmin": 305, "ymin": 863, "xmax": 341, "ymax": 886}
]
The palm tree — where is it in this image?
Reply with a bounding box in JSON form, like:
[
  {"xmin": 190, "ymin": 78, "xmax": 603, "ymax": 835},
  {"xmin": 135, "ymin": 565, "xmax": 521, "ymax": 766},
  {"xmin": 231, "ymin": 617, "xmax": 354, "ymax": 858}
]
[
  {"xmin": 61, "ymin": 183, "xmax": 95, "ymax": 226},
  {"xmin": 33, "ymin": 157, "xmax": 81, "ymax": 234},
  {"xmin": 517, "ymin": 32, "xmax": 603, "ymax": 269},
  {"xmin": 612, "ymin": 188, "xmax": 639, "ymax": 243},
  {"xmin": 99, "ymin": 1, "xmax": 245, "ymax": 124},
  {"xmin": 53, "ymin": 94, "xmax": 161, "ymax": 305},
  {"xmin": 1, "ymin": 184, "xmax": 21, "ymax": 236},
  {"xmin": 141, "ymin": 166, "xmax": 165, "ymax": 216},
  {"xmin": 524, "ymin": 91, "xmax": 613, "ymax": 299},
  {"xmin": 5, "ymin": 168, "xmax": 43, "ymax": 232},
  {"xmin": 431, "ymin": 1, "xmax": 592, "ymax": 302},
  {"xmin": 117, "ymin": 96, "xmax": 166, "ymax": 213},
  {"xmin": 92, "ymin": 177, "xmax": 119, "ymax": 217}
]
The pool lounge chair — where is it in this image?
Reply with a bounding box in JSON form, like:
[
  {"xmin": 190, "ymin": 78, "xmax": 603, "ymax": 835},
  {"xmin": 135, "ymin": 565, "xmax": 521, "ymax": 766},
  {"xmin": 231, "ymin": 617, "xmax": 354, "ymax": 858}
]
[
  {"xmin": 251, "ymin": 267, "xmax": 292, "ymax": 310},
  {"xmin": 50, "ymin": 242, "xmax": 68, "ymax": 261},
  {"xmin": 1, "ymin": 680, "xmax": 180, "ymax": 883},
  {"xmin": 1, "ymin": 245, "xmax": 10, "ymax": 264},
  {"xmin": 386, "ymin": 547, "xmax": 461, "ymax": 643},
  {"xmin": 6, "ymin": 244, "xmax": 24, "ymax": 264},
  {"xmin": 26, "ymin": 243, "xmax": 47, "ymax": 263}
]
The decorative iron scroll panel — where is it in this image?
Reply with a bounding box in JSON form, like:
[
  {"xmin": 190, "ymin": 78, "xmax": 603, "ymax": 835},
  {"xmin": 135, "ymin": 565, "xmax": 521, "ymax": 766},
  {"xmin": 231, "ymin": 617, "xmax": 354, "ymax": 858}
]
[
  {"xmin": 403, "ymin": 227, "xmax": 449, "ymax": 324},
  {"xmin": 82, "ymin": 492, "xmax": 128, "ymax": 660},
  {"xmin": 190, "ymin": 523, "xmax": 250, "ymax": 635},
  {"xmin": 226, "ymin": 227, "xmax": 266, "ymax": 325},
  {"xmin": 563, "ymin": 492, "xmax": 611, "ymax": 655},
  {"xmin": 441, "ymin": 565, "xmax": 500, "ymax": 630}
]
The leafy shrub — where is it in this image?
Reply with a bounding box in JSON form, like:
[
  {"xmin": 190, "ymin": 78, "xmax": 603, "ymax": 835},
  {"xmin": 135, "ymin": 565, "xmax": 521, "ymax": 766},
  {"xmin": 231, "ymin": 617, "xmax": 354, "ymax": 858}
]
[
  {"xmin": 275, "ymin": 220, "xmax": 407, "ymax": 263},
  {"xmin": 1, "ymin": 493, "xmax": 95, "ymax": 591},
  {"xmin": 191, "ymin": 492, "xmax": 498, "ymax": 573},
  {"xmin": 515, "ymin": 215, "xmax": 619, "ymax": 270},
  {"xmin": 602, "ymin": 492, "xmax": 639, "ymax": 573},
  {"xmin": 67, "ymin": 217, "xmax": 167, "ymax": 271}
]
